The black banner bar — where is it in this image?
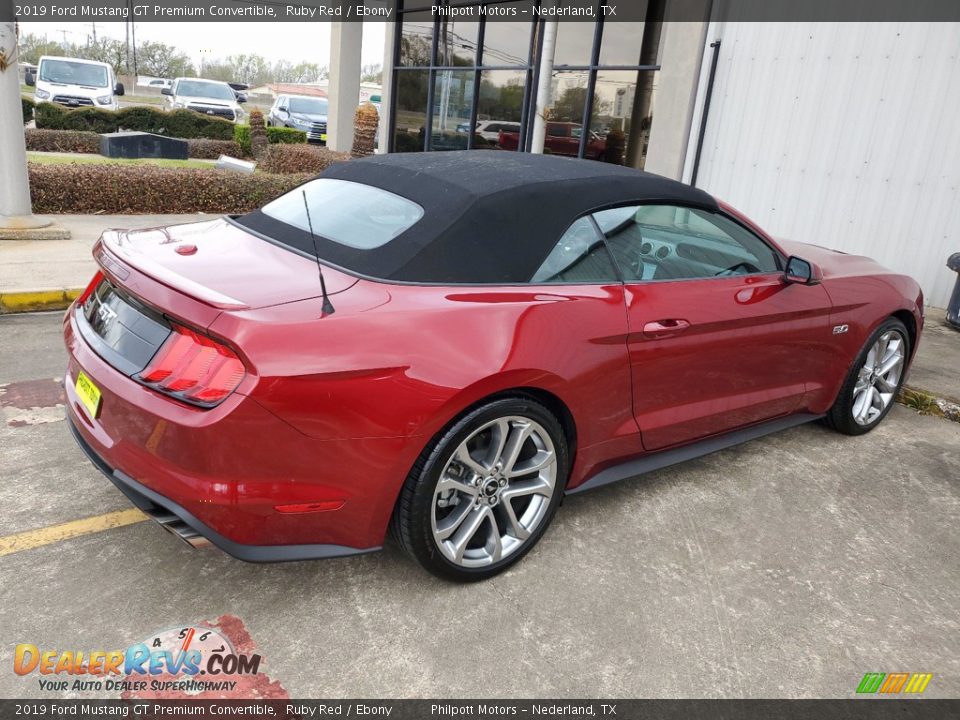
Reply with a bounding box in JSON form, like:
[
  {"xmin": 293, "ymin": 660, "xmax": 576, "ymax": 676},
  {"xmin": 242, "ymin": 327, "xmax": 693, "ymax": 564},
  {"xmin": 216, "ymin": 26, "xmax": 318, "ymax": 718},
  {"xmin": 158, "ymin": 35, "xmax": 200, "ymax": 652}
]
[
  {"xmin": 0, "ymin": 700, "xmax": 958, "ymax": 720},
  {"xmin": 4, "ymin": 0, "xmax": 960, "ymax": 23}
]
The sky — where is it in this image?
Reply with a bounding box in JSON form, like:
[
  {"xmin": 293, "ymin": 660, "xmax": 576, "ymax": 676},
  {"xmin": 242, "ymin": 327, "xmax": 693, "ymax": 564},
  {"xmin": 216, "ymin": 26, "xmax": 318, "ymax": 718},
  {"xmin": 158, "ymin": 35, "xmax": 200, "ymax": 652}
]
[{"xmin": 19, "ymin": 21, "xmax": 387, "ymax": 71}]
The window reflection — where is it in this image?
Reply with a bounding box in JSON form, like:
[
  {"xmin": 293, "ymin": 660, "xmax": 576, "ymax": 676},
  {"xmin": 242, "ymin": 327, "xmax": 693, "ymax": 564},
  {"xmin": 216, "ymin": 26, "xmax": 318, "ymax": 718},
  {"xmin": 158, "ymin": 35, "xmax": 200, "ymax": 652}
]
[
  {"xmin": 431, "ymin": 70, "xmax": 477, "ymax": 150},
  {"xmin": 393, "ymin": 5, "xmax": 658, "ymax": 163},
  {"xmin": 602, "ymin": 69, "xmax": 656, "ymax": 167},
  {"xmin": 482, "ymin": 11, "xmax": 534, "ymax": 66},
  {"xmin": 554, "ymin": 22, "xmax": 593, "ymax": 66},
  {"xmin": 399, "ymin": 21, "xmax": 433, "ymax": 67},
  {"xmin": 598, "ymin": 22, "xmax": 644, "ymax": 65},
  {"xmin": 394, "ymin": 70, "xmax": 429, "ymax": 152},
  {"xmin": 437, "ymin": 21, "xmax": 479, "ymax": 67}
]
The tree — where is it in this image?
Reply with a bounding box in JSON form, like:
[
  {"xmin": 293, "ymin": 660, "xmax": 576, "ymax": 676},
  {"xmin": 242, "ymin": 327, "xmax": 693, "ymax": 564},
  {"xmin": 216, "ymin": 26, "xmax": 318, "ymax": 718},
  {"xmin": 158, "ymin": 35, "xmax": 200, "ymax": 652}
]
[
  {"xmin": 82, "ymin": 37, "xmax": 127, "ymax": 74},
  {"xmin": 136, "ymin": 41, "xmax": 194, "ymax": 79},
  {"xmin": 223, "ymin": 53, "xmax": 271, "ymax": 86},
  {"xmin": 16, "ymin": 33, "xmax": 63, "ymax": 65},
  {"xmin": 272, "ymin": 60, "xmax": 326, "ymax": 84},
  {"xmin": 360, "ymin": 63, "xmax": 382, "ymax": 84}
]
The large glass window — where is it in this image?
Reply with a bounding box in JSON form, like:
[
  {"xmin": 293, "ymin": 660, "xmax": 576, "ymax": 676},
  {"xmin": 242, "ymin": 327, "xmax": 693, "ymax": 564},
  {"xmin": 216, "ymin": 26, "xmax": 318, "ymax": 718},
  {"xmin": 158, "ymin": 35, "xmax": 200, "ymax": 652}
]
[
  {"xmin": 392, "ymin": 1, "xmax": 536, "ymax": 153},
  {"xmin": 390, "ymin": 3, "xmax": 660, "ymax": 162},
  {"xmin": 399, "ymin": 21, "xmax": 434, "ymax": 66},
  {"xmin": 431, "ymin": 70, "xmax": 476, "ymax": 150},
  {"xmin": 394, "ymin": 70, "xmax": 430, "ymax": 153},
  {"xmin": 594, "ymin": 205, "xmax": 780, "ymax": 283}
]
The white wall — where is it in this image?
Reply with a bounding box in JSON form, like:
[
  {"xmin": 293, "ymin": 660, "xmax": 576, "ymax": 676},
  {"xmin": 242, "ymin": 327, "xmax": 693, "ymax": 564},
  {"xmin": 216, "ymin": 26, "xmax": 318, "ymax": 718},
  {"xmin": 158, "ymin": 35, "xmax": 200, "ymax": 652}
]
[{"xmin": 686, "ymin": 22, "xmax": 960, "ymax": 308}]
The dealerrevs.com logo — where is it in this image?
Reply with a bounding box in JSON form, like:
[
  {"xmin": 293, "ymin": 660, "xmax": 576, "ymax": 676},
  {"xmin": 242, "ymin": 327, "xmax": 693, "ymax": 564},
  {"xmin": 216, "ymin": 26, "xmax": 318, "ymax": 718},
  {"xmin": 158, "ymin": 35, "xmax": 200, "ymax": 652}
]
[
  {"xmin": 856, "ymin": 673, "xmax": 933, "ymax": 695},
  {"xmin": 14, "ymin": 624, "xmax": 262, "ymax": 694}
]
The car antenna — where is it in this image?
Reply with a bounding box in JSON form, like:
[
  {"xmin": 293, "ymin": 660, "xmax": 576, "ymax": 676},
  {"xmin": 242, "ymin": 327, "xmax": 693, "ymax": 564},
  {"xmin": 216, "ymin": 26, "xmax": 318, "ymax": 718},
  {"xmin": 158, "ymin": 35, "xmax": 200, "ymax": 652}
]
[{"xmin": 302, "ymin": 190, "xmax": 335, "ymax": 317}]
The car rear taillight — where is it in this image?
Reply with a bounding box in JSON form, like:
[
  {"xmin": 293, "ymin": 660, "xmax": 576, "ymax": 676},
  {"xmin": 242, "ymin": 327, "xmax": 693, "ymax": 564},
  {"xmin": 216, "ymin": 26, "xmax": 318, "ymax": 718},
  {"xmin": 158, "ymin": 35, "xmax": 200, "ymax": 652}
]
[
  {"xmin": 77, "ymin": 271, "xmax": 104, "ymax": 306},
  {"xmin": 138, "ymin": 324, "xmax": 245, "ymax": 407}
]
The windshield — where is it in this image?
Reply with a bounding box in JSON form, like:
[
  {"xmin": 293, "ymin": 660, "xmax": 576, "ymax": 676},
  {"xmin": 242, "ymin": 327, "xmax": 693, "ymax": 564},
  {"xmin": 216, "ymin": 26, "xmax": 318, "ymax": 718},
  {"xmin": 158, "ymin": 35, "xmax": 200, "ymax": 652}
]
[
  {"xmin": 261, "ymin": 179, "xmax": 423, "ymax": 250},
  {"xmin": 39, "ymin": 59, "xmax": 109, "ymax": 88},
  {"xmin": 175, "ymin": 80, "xmax": 236, "ymax": 101},
  {"xmin": 288, "ymin": 97, "xmax": 328, "ymax": 114}
]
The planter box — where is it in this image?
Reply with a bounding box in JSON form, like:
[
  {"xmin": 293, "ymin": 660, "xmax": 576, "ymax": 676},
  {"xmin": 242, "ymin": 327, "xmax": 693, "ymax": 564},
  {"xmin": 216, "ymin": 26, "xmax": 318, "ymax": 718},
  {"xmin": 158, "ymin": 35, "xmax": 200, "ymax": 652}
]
[{"xmin": 100, "ymin": 131, "xmax": 188, "ymax": 160}]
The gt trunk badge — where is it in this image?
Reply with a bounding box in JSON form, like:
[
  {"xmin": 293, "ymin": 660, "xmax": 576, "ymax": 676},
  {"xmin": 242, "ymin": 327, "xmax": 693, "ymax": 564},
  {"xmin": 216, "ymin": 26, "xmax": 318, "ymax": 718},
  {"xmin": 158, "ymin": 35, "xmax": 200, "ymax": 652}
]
[{"xmin": 833, "ymin": 324, "xmax": 849, "ymax": 334}]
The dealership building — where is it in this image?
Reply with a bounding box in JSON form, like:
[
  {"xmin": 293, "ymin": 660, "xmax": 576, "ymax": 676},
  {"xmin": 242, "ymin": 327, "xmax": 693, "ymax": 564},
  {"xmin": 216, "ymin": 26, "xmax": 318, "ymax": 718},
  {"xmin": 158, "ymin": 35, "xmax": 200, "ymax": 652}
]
[{"xmin": 325, "ymin": 5, "xmax": 960, "ymax": 307}]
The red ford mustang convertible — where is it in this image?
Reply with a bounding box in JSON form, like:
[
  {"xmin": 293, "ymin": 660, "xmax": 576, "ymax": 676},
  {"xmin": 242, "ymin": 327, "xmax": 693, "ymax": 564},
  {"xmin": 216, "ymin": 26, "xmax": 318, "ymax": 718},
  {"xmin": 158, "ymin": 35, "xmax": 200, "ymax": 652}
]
[{"xmin": 65, "ymin": 152, "xmax": 923, "ymax": 581}]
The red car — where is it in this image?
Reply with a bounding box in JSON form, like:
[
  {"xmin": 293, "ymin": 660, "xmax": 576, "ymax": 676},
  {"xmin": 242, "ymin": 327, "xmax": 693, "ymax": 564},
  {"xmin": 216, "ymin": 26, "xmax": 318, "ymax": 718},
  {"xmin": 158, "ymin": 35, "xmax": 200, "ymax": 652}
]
[
  {"xmin": 498, "ymin": 122, "xmax": 607, "ymax": 159},
  {"xmin": 65, "ymin": 152, "xmax": 923, "ymax": 581}
]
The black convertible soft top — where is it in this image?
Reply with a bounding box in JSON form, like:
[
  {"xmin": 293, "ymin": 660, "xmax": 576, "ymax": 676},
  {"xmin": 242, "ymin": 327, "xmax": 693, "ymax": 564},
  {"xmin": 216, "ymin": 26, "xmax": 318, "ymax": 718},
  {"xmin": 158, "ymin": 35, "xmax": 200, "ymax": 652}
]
[{"xmin": 237, "ymin": 151, "xmax": 719, "ymax": 284}]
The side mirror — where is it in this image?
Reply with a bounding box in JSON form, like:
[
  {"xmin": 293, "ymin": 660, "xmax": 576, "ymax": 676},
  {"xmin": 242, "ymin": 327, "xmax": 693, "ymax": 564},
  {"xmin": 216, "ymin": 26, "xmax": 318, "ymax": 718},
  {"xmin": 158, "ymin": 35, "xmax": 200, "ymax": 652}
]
[
  {"xmin": 161, "ymin": 87, "xmax": 173, "ymax": 96},
  {"xmin": 114, "ymin": 82, "xmax": 125, "ymax": 97},
  {"xmin": 277, "ymin": 106, "xmax": 287, "ymax": 114},
  {"xmin": 25, "ymin": 71, "xmax": 36, "ymax": 87},
  {"xmin": 784, "ymin": 256, "xmax": 822, "ymax": 285},
  {"xmin": 237, "ymin": 93, "xmax": 248, "ymax": 104}
]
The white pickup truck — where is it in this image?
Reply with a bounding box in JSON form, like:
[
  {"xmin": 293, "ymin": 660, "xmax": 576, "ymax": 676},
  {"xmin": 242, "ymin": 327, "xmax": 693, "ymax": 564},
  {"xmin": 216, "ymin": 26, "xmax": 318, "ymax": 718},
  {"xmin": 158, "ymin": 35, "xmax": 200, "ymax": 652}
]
[
  {"xmin": 26, "ymin": 56, "xmax": 124, "ymax": 111},
  {"xmin": 162, "ymin": 78, "xmax": 246, "ymax": 123}
]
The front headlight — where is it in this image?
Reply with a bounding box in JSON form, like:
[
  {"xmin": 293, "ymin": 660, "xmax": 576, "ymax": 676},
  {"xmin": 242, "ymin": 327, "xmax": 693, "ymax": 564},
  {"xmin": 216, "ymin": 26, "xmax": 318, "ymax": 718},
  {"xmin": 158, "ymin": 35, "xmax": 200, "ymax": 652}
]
[
  {"xmin": 35, "ymin": 89, "xmax": 50, "ymax": 100},
  {"xmin": 96, "ymin": 95, "xmax": 113, "ymax": 105},
  {"xmin": 292, "ymin": 116, "xmax": 310, "ymax": 127}
]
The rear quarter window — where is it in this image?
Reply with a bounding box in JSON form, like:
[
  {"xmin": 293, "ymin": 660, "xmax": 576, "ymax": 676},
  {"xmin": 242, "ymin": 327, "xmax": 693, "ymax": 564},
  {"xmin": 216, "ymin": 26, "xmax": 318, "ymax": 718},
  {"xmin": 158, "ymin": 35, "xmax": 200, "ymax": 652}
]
[{"xmin": 261, "ymin": 178, "xmax": 424, "ymax": 250}]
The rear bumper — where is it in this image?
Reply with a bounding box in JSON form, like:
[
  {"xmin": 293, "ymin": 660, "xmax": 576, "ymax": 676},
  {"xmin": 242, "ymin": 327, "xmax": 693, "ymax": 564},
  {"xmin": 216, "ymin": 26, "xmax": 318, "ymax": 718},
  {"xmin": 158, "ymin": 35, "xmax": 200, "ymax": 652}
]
[
  {"xmin": 68, "ymin": 416, "xmax": 380, "ymax": 563},
  {"xmin": 64, "ymin": 303, "xmax": 410, "ymax": 558}
]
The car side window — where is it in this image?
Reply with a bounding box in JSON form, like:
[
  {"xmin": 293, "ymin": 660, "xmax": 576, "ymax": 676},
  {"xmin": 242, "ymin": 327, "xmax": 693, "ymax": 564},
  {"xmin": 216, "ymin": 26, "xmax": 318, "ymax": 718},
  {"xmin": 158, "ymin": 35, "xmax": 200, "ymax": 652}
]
[
  {"xmin": 531, "ymin": 217, "xmax": 619, "ymax": 284},
  {"xmin": 592, "ymin": 205, "xmax": 780, "ymax": 283}
]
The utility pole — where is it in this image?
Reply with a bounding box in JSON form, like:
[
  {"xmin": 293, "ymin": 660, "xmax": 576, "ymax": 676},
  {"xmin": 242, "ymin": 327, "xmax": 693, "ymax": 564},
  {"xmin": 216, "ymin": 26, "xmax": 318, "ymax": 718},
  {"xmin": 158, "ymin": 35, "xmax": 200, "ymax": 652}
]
[
  {"xmin": 0, "ymin": 8, "xmax": 66, "ymax": 238},
  {"xmin": 130, "ymin": 19, "xmax": 137, "ymax": 75},
  {"xmin": 531, "ymin": 21, "xmax": 558, "ymax": 154}
]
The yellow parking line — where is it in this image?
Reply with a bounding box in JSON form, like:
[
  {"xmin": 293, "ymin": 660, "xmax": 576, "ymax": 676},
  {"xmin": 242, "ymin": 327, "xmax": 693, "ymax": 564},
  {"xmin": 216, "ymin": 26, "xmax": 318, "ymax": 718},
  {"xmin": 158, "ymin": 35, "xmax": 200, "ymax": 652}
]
[{"xmin": 0, "ymin": 509, "xmax": 148, "ymax": 557}]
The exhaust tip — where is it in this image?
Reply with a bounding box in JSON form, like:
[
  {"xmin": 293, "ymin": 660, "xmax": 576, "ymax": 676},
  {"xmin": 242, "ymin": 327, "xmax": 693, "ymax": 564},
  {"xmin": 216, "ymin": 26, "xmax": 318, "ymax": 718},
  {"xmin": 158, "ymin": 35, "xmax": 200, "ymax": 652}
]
[{"xmin": 155, "ymin": 515, "xmax": 212, "ymax": 549}]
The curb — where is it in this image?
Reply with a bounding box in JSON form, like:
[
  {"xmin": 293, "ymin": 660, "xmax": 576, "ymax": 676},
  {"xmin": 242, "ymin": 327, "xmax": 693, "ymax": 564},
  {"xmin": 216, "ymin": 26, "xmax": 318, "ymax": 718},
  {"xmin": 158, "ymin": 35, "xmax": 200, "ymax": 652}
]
[
  {"xmin": 0, "ymin": 289, "xmax": 82, "ymax": 314},
  {"xmin": 899, "ymin": 385, "xmax": 960, "ymax": 424}
]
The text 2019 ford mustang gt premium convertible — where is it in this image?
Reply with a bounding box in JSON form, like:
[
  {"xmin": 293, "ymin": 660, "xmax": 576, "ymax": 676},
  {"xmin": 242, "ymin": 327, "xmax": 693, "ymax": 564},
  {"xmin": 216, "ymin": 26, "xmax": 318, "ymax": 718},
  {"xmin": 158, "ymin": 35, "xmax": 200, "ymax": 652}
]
[{"xmin": 65, "ymin": 152, "xmax": 923, "ymax": 581}]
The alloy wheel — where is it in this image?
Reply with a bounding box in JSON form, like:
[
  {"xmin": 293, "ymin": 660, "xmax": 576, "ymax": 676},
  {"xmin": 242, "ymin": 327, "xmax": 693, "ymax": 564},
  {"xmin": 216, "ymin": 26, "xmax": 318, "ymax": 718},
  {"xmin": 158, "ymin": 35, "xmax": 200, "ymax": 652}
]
[
  {"xmin": 852, "ymin": 330, "xmax": 905, "ymax": 426},
  {"xmin": 431, "ymin": 416, "xmax": 557, "ymax": 568}
]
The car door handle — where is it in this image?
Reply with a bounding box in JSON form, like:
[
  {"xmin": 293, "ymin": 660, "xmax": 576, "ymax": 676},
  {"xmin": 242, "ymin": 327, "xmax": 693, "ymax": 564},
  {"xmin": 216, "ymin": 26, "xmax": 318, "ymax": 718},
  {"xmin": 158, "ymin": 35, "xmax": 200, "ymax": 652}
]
[{"xmin": 642, "ymin": 319, "xmax": 691, "ymax": 339}]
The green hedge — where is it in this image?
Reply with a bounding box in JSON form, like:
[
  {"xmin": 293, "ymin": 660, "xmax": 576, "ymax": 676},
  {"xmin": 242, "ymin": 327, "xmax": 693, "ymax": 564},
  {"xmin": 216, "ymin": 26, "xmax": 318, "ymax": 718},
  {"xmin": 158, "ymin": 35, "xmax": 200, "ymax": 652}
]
[
  {"xmin": 22, "ymin": 96, "xmax": 35, "ymax": 125},
  {"xmin": 25, "ymin": 129, "xmax": 100, "ymax": 154},
  {"xmin": 234, "ymin": 125, "xmax": 307, "ymax": 156},
  {"xmin": 29, "ymin": 163, "xmax": 310, "ymax": 214},
  {"xmin": 269, "ymin": 127, "xmax": 307, "ymax": 145},
  {"xmin": 33, "ymin": 103, "xmax": 235, "ymax": 140},
  {"xmin": 259, "ymin": 145, "xmax": 349, "ymax": 175},
  {"xmin": 24, "ymin": 128, "xmax": 243, "ymax": 159}
]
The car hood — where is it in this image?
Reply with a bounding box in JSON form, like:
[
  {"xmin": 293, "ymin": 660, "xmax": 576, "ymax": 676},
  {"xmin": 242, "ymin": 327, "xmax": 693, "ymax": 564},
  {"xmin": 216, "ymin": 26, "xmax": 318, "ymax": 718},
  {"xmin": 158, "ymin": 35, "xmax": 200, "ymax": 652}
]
[
  {"xmin": 99, "ymin": 218, "xmax": 359, "ymax": 310},
  {"xmin": 778, "ymin": 239, "xmax": 893, "ymax": 279},
  {"xmin": 177, "ymin": 97, "xmax": 238, "ymax": 108},
  {"xmin": 289, "ymin": 112, "xmax": 327, "ymax": 122},
  {"xmin": 37, "ymin": 82, "xmax": 106, "ymax": 99}
]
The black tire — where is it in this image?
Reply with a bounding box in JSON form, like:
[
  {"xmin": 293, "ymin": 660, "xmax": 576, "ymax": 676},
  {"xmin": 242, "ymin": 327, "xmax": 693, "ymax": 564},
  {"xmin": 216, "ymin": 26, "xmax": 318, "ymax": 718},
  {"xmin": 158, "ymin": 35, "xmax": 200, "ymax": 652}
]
[
  {"xmin": 391, "ymin": 396, "xmax": 570, "ymax": 582},
  {"xmin": 824, "ymin": 317, "xmax": 910, "ymax": 435}
]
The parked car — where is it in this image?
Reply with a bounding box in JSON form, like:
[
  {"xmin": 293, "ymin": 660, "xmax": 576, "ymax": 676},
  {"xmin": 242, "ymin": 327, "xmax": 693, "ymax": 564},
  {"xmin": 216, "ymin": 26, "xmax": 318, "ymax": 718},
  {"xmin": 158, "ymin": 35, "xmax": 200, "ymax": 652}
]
[
  {"xmin": 162, "ymin": 77, "xmax": 246, "ymax": 123},
  {"xmin": 456, "ymin": 120, "xmax": 521, "ymax": 143},
  {"xmin": 26, "ymin": 56, "xmax": 124, "ymax": 111},
  {"xmin": 267, "ymin": 94, "xmax": 328, "ymax": 143},
  {"xmin": 64, "ymin": 152, "xmax": 922, "ymax": 582},
  {"xmin": 499, "ymin": 122, "xmax": 607, "ymax": 158}
]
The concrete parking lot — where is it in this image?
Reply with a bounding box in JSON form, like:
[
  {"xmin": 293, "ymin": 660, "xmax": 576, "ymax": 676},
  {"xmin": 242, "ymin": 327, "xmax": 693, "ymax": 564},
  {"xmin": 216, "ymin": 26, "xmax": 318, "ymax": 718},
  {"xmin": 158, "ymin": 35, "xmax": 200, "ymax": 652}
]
[{"xmin": 1, "ymin": 311, "xmax": 958, "ymax": 699}]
